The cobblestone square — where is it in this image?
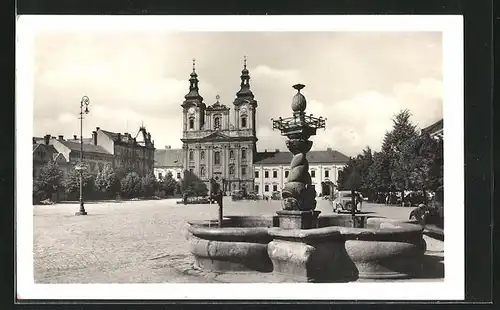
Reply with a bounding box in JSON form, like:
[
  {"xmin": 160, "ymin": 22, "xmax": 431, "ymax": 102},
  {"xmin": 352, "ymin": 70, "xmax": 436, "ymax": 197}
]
[{"xmin": 34, "ymin": 199, "xmax": 443, "ymax": 283}]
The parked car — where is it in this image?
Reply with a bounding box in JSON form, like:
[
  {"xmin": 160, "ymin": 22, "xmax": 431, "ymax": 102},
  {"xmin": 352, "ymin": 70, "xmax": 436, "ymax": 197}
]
[
  {"xmin": 402, "ymin": 191, "xmax": 426, "ymax": 207},
  {"xmin": 271, "ymin": 191, "xmax": 281, "ymax": 200},
  {"xmin": 333, "ymin": 190, "xmax": 362, "ymax": 213},
  {"xmin": 231, "ymin": 190, "xmax": 245, "ymax": 201},
  {"xmin": 245, "ymin": 191, "xmax": 260, "ymax": 200}
]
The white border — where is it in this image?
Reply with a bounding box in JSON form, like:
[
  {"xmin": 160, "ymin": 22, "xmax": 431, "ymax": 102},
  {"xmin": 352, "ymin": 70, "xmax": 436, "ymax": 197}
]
[{"xmin": 16, "ymin": 15, "xmax": 464, "ymax": 300}]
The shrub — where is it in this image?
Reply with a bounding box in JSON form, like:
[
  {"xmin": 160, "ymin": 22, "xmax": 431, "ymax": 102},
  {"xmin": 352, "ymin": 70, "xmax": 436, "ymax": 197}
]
[
  {"xmin": 141, "ymin": 172, "xmax": 158, "ymax": 198},
  {"xmin": 120, "ymin": 171, "xmax": 142, "ymax": 199}
]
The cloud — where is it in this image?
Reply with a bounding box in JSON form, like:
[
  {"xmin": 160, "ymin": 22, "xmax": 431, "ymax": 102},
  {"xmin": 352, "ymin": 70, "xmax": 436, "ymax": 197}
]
[{"xmin": 32, "ymin": 32, "xmax": 443, "ymax": 157}]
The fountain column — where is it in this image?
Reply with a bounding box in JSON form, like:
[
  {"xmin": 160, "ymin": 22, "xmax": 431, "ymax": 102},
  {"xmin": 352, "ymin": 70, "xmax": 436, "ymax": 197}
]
[{"xmin": 268, "ymin": 84, "xmax": 349, "ymax": 282}]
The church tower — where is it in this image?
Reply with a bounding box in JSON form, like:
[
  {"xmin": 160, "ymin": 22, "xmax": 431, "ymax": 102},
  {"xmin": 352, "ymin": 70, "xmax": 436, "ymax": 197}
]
[
  {"xmin": 233, "ymin": 56, "xmax": 258, "ymax": 156},
  {"xmin": 181, "ymin": 60, "xmax": 206, "ymax": 177},
  {"xmin": 181, "ymin": 59, "xmax": 206, "ymax": 131}
]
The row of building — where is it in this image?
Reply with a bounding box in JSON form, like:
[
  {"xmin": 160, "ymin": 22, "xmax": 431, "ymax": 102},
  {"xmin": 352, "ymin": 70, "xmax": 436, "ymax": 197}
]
[
  {"xmin": 33, "ymin": 126, "xmax": 156, "ymax": 178},
  {"xmin": 33, "ymin": 57, "xmax": 443, "ymax": 199}
]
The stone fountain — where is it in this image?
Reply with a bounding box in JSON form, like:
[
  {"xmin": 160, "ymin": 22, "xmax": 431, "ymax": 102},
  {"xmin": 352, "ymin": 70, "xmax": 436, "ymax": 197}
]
[{"xmin": 186, "ymin": 84, "xmax": 428, "ymax": 282}]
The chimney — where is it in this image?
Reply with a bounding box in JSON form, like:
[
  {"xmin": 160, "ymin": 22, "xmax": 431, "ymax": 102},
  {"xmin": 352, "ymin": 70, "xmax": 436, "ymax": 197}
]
[
  {"xmin": 117, "ymin": 133, "xmax": 121, "ymax": 140},
  {"xmin": 32, "ymin": 137, "xmax": 36, "ymax": 144},
  {"xmin": 327, "ymin": 147, "xmax": 332, "ymax": 152},
  {"xmin": 92, "ymin": 131, "xmax": 97, "ymax": 145},
  {"xmin": 264, "ymin": 149, "xmax": 267, "ymax": 153},
  {"xmin": 58, "ymin": 135, "xmax": 64, "ymax": 141},
  {"xmin": 165, "ymin": 145, "xmax": 171, "ymax": 150},
  {"xmin": 73, "ymin": 135, "xmax": 77, "ymax": 140},
  {"xmin": 96, "ymin": 127, "xmax": 100, "ymax": 131},
  {"xmin": 275, "ymin": 149, "xmax": 279, "ymax": 152},
  {"xmin": 44, "ymin": 134, "xmax": 50, "ymax": 145}
]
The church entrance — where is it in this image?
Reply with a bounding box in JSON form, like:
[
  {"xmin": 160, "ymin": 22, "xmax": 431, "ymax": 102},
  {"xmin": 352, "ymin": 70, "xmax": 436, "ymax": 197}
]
[{"xmin": 321, "ymin": 181, "xmax": 332, "ymax": 196}]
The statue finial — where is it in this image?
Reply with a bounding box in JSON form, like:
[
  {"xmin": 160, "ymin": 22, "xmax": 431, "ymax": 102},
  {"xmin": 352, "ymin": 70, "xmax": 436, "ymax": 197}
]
[{"xmin": 192, "ymin": 58, "xmax": 196, "ymax": 72}]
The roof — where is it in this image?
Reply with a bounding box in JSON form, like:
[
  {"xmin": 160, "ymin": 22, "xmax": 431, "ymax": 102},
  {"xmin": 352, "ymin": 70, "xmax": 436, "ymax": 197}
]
[
  {"xmin": 421, "ymin": 119, "xmax": 443, "ymax": 135},
  {"xmin": 33, "ymin": 143, "xmax": 58, "ymax": 155},
  {"xmin": 101, "ymin": 129, "xmax": 120, "ymax": 140},
  {"xmin": 154, "ymin": 148, "xmax": 183, "ymax": 167},
  {"xmin": 58, "ymin": 140, "xmax": 112, "ymax": 155},
  {"xmin": 254, "ymin": 149, "xmax": 349, "ymax": 165}
]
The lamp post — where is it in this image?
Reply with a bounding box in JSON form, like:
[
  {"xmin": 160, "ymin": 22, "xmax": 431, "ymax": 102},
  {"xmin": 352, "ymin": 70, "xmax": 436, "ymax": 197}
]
[{"xmin": 75, "ymin": 95, "xmax": 90, "ymax": 216}]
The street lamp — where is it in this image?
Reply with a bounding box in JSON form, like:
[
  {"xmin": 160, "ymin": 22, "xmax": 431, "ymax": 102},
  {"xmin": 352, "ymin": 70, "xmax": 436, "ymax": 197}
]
[{"xmin": 75, "ymin": 95, "xmax": 90, "ymax": 216}]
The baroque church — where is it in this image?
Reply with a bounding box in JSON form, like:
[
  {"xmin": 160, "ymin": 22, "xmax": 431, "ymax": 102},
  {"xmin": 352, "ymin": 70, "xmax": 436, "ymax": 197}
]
[
  {"xmin": 153, "ymin": 58, "xmax": 350, "ymax": 197},
  {"xmin": 180, "ymin": 58, "xmax": 258, "ymax": 193}
]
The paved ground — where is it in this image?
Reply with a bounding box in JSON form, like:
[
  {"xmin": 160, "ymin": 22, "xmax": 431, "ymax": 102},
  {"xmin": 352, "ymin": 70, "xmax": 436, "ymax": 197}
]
[{"xmin": 33, "ymin": 199, "xmax": 443, "ymax": 283}]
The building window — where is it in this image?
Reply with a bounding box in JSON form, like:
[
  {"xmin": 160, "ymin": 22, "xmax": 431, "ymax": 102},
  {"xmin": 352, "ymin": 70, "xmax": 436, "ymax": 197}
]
[
  {"xmin": 264, "ymin": 171, "xmax": 269, "ymax": 178},
  {"xmin": 264, "ymin": 185, "xmax": 269, "ymax": 192},
  {"xmin": 189, "ymin": 150, "xmax": 194, "ymax": 161},
  {"xmin": 255, "ymin": 171, "xmax": 259, "ymax": 178},
  {"xmin": 214, "ymin": 151, "xmax": 221, "ymax": 165},
  {"xmin": 229, "ymin": 150, "xmax": 234, "ymax": 159},
  {"xmin": 241, "ymin": 167, "xmax": 246, "ymax": 176},
  {"xmin": 200, "ymin": 166, "xmax": 206, "ymax": 177},
  {"xmin": 214, "ymin": 117, "xmax": 221, "ymax": 130},
  {"xmin": 158, "ymin": 172, "xmax": 163, "ymax": 180},
  {"xmin": 273, "ymin": 185, "xmax": 278, "ymax": 192},
  {"xmin": 324, "ymin": 169, "xmax": 329, "ymax": 178},
  {"xmin": 255, "ymin": 184, "xmax": 259, "ymax": 192},
  {"xmin": 200, "ymin": 151, "xmax": 205, "ymax": 160},
  {"xmin": 241, "ymin": 117, "xmax": 247, "ymax": 128},
  {"xmin": 189, "ymin": 118, "xmax": 194, "ymax": 129},
  {"xmin": 229, "ymin": 165, "xmax": 235, "ymax": 175},
  {"xmin": 273, "ymin": 170, "xmax": 278, "ymax": 178},
  {"xmin": 177, "ymin": 172, "xmax": 181, "ymax": 179},
  {"xmin": 311, "ymin": 170, "xmax": 316, "ymax": 178},
  {"xmin": 241, "ymin": 149, "xmax": 246, "ymax": 160},
  {"xmin": 285, "ymin": 170, "xmax": 289, "ymax": 178}
]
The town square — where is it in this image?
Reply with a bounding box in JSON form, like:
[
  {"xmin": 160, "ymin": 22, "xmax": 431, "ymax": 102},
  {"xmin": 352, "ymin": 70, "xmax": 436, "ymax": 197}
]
[{"xmin": 26, "ymin": 25, "xmax": 449, "ymax": 290}]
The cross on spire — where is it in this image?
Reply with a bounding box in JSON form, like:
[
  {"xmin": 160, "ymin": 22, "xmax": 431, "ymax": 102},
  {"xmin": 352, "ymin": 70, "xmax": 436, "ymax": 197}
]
[
  {"xmin": 192, "ymin": 58, "xmax": 196, "ymax": 72},
  {"xmin": 243, "ymin": 56, "xmax": 247, "ymax": 69}
]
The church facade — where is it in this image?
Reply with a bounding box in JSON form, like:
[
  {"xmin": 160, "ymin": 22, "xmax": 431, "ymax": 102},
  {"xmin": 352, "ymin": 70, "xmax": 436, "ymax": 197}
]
[
  {"xmin": 153, "ymin": 58, "xmax": 350, "ymax": 196},
  {"xmin": 180, "ymin": 59, "xmax": 258, "ymax": 193}
]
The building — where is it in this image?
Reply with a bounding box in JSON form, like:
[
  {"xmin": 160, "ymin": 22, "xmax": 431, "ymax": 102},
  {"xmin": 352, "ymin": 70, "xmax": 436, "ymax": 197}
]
[
  {"xmin": 179, "ymin": 59, "xmax": 258, "ymax": 193},
  {"xmin": 92, "ymin": 126, "xmax": 156, "ymax": 176},
  {"xmin": 32, "ymin": 138, "xmax": 69, "ymax": 177},
  {"xmin": 153, "ymin": 145, "xmax": 183, "ymax": 181},
  {"xmin": 33, "ymin": 126, "xmax": 156, "ymax": 177},
  {"xmin": 253, "ymin": 148, "xmax": 349, "ymax": 197},
  {"xmin": 154, "ymin": 58, "xmax": 350, "ymax": 196},
  {"xmin": 35, "ymin": 134, "xmax": 114, "ymax": 175},
  {"xmin": 421, "ymin": 118, "xmax": 443, "ymax": 140}
]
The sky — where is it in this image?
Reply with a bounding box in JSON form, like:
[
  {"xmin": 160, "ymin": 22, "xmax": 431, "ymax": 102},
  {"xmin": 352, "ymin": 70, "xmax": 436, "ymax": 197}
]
[{"xmin": 33, "ymin": 31, "xmax": 442, "ymax": 156}]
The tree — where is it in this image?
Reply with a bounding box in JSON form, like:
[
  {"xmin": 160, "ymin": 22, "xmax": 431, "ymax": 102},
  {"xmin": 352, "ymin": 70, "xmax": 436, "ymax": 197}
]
[
  {"xmin": 33, "ymin": 161, "xmax": 64, "ymax": 202},
  {"xmin": 180, "ymin": 170, "xmax": 208, "ymax": 197},
  {"xmin": 141, "ymin": 172, "xmax": 158, "ymax": 198},
  {"xmin": 120, "ymin": 171, "xmax": 142, "ymax": 199},
  {"xmin": 95, "ymin": 164, "xmax": 120, "ymax": 199},
  {"xmin": 159, "ymin": 171, "xmax": 177, "ymax": 197},
  {"xmin": 406, "ymin": 134, "xmax": 444, "ymax": 201},
  {"xmin": 365, "ymin": 151, "xmax": 392, "ymax": 201},
  {"xmin": 63, "ymin": 168, "xmax": 96, "ymax": 200},
  {"xmin": 381, "ymin": 109, "xmax": 419, "ymax": 205}
]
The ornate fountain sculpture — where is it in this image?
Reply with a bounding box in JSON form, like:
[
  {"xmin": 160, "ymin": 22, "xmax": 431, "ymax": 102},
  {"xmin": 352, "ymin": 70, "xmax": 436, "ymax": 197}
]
[{"xmin": 271, "ymin": 84, "xmax": 326, "ymax": 229}]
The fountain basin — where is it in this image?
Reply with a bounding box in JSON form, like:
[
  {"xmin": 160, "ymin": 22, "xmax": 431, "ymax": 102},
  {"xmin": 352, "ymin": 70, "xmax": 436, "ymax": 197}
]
[
  {"xmin": 186, "ymin": 216, "xmax": 278, "ymax": 272},
  {"xmin": 319, "ymin": 215, "xmax": 426, "ymax": 279},
  {"xmin": 186, "ymin": 214, "xmax": 426, "ymax": 280}
]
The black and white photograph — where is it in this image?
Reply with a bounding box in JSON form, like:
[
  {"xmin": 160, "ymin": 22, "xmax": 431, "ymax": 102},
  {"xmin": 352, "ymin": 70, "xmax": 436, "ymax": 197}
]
[{"xmin": 16, "ymin": 15, "xmax": 464, "ymax": 300}]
